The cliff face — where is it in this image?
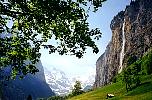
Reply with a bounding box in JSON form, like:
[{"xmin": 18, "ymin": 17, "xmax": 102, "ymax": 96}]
[
  {"xmin": 1, "ymin": 61, "xmax": 55, "ymax": 100},
  {"xmin": 94, "ymin": 0, "xmax": 152, "ymax": 88}
]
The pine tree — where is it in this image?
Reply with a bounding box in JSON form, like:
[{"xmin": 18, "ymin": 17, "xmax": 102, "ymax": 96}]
[
  {"xmin": 27, "ymin": 94, "xmax": 32, "ymax": 100},
  {"xmin": 72, "ymin": 81, "xmax": 84, "ymax": 96}
]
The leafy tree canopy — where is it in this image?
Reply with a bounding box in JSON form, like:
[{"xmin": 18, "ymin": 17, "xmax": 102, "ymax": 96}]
[{"xmin": 0, "ymin": 0, "xmax": 106, "ymax": 78}]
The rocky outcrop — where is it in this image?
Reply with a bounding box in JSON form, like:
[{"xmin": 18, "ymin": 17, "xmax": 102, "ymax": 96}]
[{"xmin": 94, "ymin": 0, "xmax": 152, "ymax": 88}]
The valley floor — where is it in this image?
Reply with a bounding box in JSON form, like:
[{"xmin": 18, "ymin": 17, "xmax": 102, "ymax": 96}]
[{"xmin": 68, "ymin": 75, "xmax": 152, "ymax": 100}]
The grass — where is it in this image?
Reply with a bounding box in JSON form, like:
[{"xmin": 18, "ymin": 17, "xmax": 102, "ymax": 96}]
[{"xmin": 68, "ymin": 75, "xmax": 152, "ymax": 100}]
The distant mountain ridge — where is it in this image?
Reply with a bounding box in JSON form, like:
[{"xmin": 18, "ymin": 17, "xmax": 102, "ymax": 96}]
[
  {"xmin": 44, "ymin": 67, "xmax": 72, "ymax": 95},
  {"xmin": 44, "ymin": 67, "xmax": 95, "ymax": 95}
]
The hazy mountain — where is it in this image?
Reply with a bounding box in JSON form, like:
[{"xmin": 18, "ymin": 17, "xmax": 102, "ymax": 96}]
[
  {"xmin": 82, "ymin": 74, "xmax": 95, "ymax": 88},
  {"xmin": 83, "ymin": 85, "xmax": 92, "ymax": 92},
  {"xmin": 70, "ymin": 73, "xmax": 95, "ymax": 89},
  {"xmin": 44, "ymin": 67, "xmax": 72, "ymax": 95},
  {"xmin": 44, "ymin": 67, "xmax": 95, "ymax": 95}
]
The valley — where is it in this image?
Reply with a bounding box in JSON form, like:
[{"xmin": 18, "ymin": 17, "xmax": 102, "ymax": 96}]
[{"xmin": 0, "ymin": 0, "xmax": 152, "ymax": 100}]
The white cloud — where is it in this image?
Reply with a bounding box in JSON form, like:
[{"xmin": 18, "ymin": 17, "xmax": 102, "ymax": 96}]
[{"xmin": 40, "ymin": 47, "xmax": 98, "ymax": 79}]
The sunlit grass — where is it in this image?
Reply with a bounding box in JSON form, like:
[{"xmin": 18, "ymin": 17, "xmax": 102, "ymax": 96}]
[{"xmin": 69, "ymin": 75, "xmax": 152, "ymax": 100}]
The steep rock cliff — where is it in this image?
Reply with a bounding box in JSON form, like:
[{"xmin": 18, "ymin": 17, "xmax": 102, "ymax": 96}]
[
  {"xmin": 94, "ymin": 0, "xmax": 152, "ymax": 88},
  {"xmin": 1, "ymin": 61, "xmax": 55, "ymax": 100}
]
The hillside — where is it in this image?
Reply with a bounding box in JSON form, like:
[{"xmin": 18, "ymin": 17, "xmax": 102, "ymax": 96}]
[
  {"xmin": 69, "ymin": 49, "xmax": 152, "ymax": 100},
  {"xmin": 69, "ymin": 74, "xmax": 152, "ymax": 100}
]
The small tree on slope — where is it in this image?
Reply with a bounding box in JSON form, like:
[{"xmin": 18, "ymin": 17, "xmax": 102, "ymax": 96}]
[{"xmin": 72, "ymin": 80, "xmax": 84, "ymax": 96}]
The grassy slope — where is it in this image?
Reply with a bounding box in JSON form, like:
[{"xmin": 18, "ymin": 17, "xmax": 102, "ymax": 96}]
[{"xmin": 68, "ymin": 75, "xmax": 152, "ymax": 100}]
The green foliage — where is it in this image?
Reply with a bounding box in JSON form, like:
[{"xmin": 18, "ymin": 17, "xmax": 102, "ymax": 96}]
[
  {"xmin": 122, "ymin": 49, "xmax": 152, "ymax": 92},
  {"xmin": 141, "ymin": 50, "xmax": 152, "ymax": 75},
  {"xmin": 123, "ymin": 60, "xmax": 142, "ymax": 91},
  {"xmin": 127, "ymin": 55, "xmax": 137, "ymax": 66},
  {"xmin": 47, "ymin": 96, "xmax": 67, "ymax": 100},
  {"xmin": 0, "ymin": 0, "xmax": 106, "ymax": 78},
  {"xmin": 69, "ymin": 75, "xmax": 152, "ymax": 100},
  {"xmin": 112, "ymin": 76, "xmax": 117, "ymax": 83},
  {"xmin": 72, "ymin": 80, "xmax": 84, "ymax": 96},
  {"xmin": 112, "ymin": 73, "xmax": 123, "ymax": 83}
]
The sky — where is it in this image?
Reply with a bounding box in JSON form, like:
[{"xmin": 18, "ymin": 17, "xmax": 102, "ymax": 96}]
[{"xmin": 40, "ymin": 0, "xmax": 132, "ymax": 80}]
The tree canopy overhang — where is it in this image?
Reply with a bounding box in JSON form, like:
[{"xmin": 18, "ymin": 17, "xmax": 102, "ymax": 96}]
[{"xmin": 0, "ymin": 0, "xmax": 106, "ymax": 78}]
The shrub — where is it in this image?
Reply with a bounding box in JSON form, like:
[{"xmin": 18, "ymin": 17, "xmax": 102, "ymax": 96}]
[
  {"xmin": 141, "ymin": 50, "xmax": 152, "ymax": 75},
  {"xmin": 123, "ymin": 61, "xmax": 141, "ymax": 92}
]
